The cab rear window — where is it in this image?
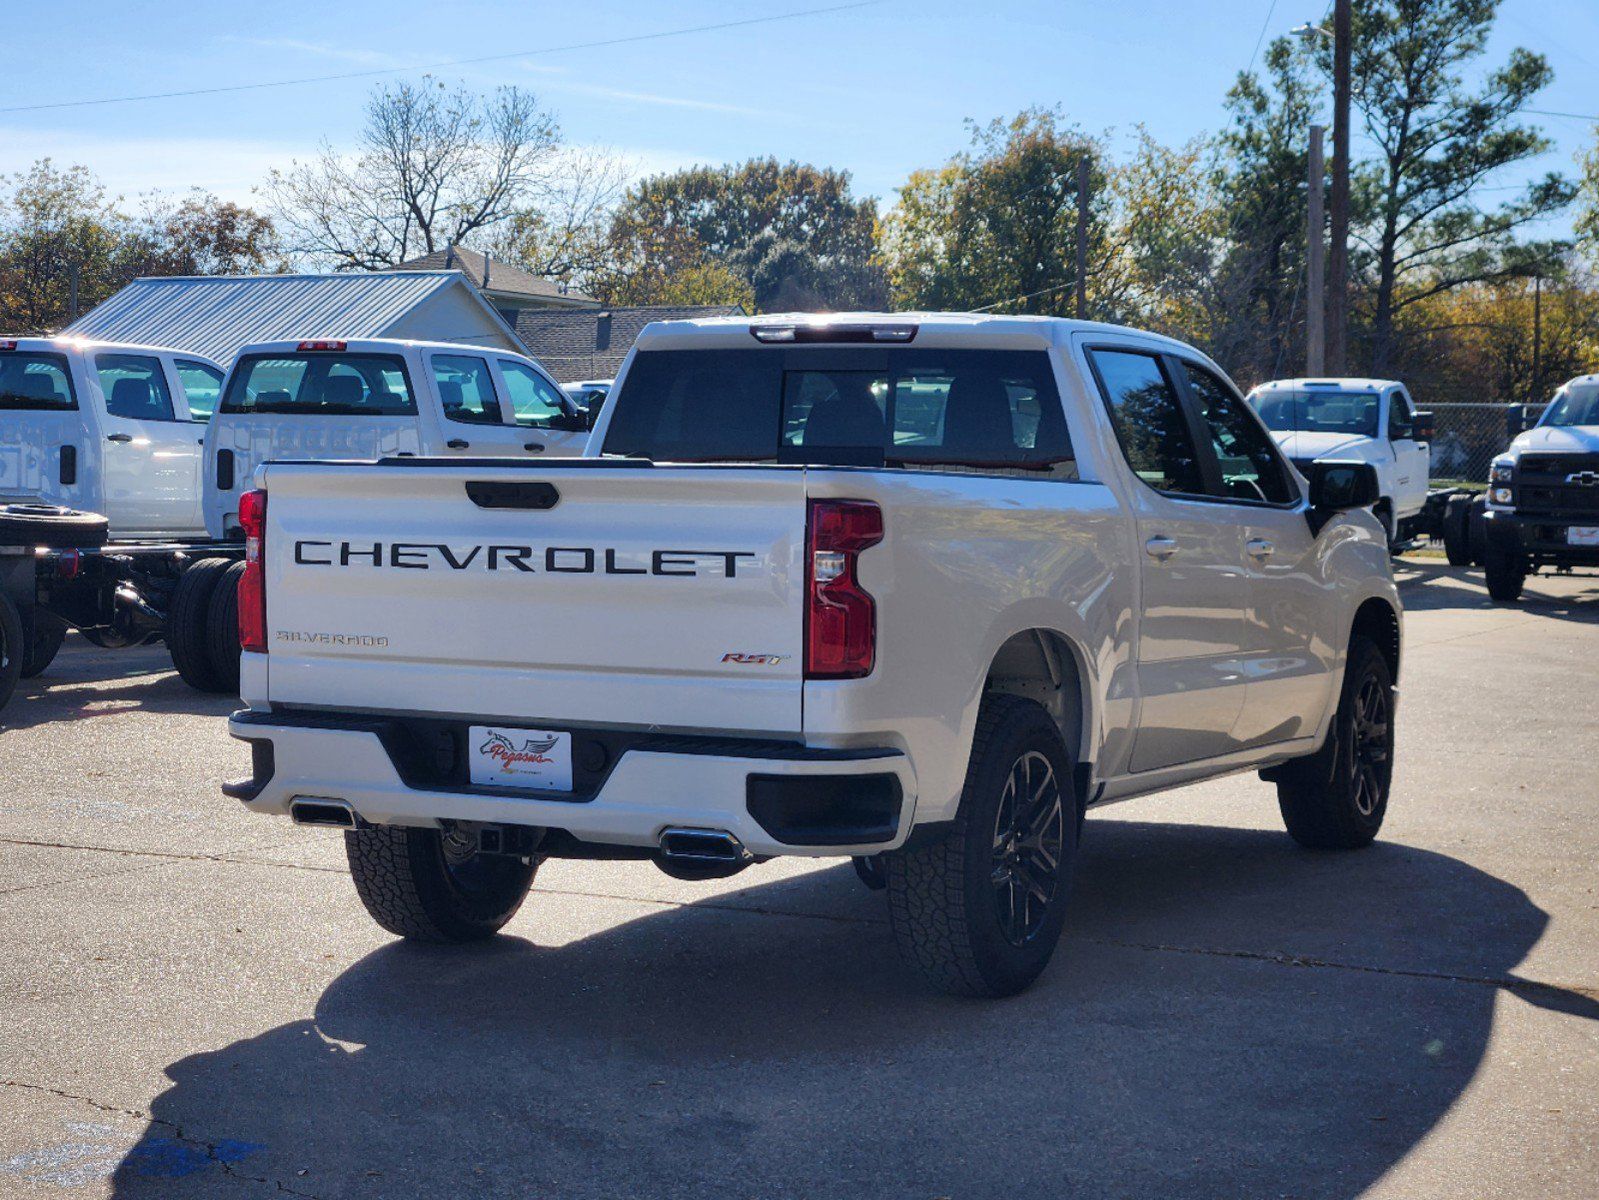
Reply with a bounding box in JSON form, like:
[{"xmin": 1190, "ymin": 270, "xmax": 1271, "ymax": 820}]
[
  {"xmin": 0, "ymin": 352, "xmax": 76, "ymax": 410},
  {"xmin": 603, "ymin": 348, "xmax": 1075, "ymax": 478},
  {"xmin": 219, "ymin": 353, "xmax": 416, "ymax": 416}
]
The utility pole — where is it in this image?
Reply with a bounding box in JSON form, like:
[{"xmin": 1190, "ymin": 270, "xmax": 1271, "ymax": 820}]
[
  {"xmin": 1306, "ymin": 124, "xmax": 1327, "ymax": 376},
  {"xmin": 1327, "ymin": 0, "xmax": 1352, "ymax": 374},
  {"xmin": 1074, "ymin": 157, "xmax": 1091, "ymax": 320}
]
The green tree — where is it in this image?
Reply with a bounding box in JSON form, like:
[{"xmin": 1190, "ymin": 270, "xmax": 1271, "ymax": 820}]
[
  {"xmin": 130, "ymin": 191, "xmax": 283, "ymax": 277},
  {"xmin": 1577, "ymin": 126, "xmax": 1599, "ymax": 268},
  {"xmin": 1342, "ymin": 0, "xmax": 1575, "ymax": 373},
  {"xmin": 881, "ymin": 108, "xmax": 1107, "ymax": 315},
  {"xmin": 0, "ymin": 159, "xmax": 129, "ymax": 332},
  {"xmin": 606, "ymin": 158, "xmax": 883, "ymax": 311}
]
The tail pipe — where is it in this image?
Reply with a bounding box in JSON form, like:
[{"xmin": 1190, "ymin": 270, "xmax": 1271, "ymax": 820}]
[
  {"xmin": 655, "ymin": 827, "xmax": 753, "ymax": 880},
  {"xmin": 288, "ymin": 798, "xmax": 359, "ymax": 829}
]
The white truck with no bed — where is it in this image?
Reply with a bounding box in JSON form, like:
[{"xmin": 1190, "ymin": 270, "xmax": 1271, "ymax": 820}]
[{"xmin": 221, "ymin": 314, "xmax": 1403, "ymax": 997}]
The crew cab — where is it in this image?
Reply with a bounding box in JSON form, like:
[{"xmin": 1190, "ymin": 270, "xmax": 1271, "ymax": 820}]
[
  {"xmin": 204, "ymin": 338, "xmax": 592, "ymax": 538},
  {"xmin": 1477, "ymin": 374, "xmax": 1599, "ymax": 601},
  {"xmin": 1247, "ymin": 377, "xmax": 1433, "ymax": 547},
  {"xmin": 0, "ymin": 336, "xmax": 225, "ymax": 539},
  {"xmin": 223, "ymin": 314, "xmax": 1402, "ymax": 997}
]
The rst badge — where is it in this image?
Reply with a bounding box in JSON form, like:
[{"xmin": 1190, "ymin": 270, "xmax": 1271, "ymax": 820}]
[{"xmin": 721, "ymin": 653, "xmax": 788, "ymax": 666}]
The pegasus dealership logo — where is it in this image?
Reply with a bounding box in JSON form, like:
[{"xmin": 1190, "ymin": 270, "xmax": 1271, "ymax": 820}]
[{"xmin": 478, "ymin": 731, "xmax": 559, "ymax": 771}]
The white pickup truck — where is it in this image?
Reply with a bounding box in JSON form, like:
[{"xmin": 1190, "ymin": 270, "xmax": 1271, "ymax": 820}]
[
  {"xmin": 224, "ymin": 314, "xmax": 1402, "ymax": 997},
  {"xmin": 1248, "ymin": 377, "xmax": 1433, "ymax": 547},
  {"xmin": 204, "ymin": 338, "xmax": 591, "ymax": 539},
  {"xmin": 1476, "ymin": 373, "xmax": 1599, "ymax": 601}
]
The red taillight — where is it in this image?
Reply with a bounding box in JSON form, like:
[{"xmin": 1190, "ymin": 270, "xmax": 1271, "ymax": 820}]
[
  {"xmin": 805, "ymin": 499, "xmax": 883, "ymax": 679},
  {"xmin": 238, "ymin": 489, "xmax": 267, "ymax": 653},
  {"xmin": 296, "ymin": 339, "xmax": 347, "ymax": 352},
  {"xmin": 0, "ymin": 339, "xmax": 16, "ymax": 351}
]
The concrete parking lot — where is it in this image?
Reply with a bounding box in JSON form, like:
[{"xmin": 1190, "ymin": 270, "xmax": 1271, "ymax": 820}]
[{"xmin": 1, "ymin": 560, "xmax": 1596, "ymax": 1199}]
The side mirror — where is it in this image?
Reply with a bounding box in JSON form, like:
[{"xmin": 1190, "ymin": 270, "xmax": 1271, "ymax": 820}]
[
  {"xmin": 583, "ymin": 393, "xmax": 606, "ymax": 430},
  {"xmin": 1306, "ymin": 460, "xmax": 1380, "ymax": 535},
  {"xmin": 1411, "ymin": 410, "xmax": 1434, "ymax": 442}
]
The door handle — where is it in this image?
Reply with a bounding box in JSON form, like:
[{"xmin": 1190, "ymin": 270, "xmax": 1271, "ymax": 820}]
[
  {"xmin": 1144, "ymin": 535, "xmax": 1179, "ymax": 562},
  {"xmin": 446, "ymin": 439, "xmax": 469, "ymax": 449},
  {"xmin": 523, "ymin": 441, "xmax": 545, "ymax": 452},
  {"xmin": 106, "ymin": 433, "xmax": 133, "ymax": 443},
  {"xmin": 1246, "ymin": 538, "xmax": 1276, "ymax": 561}
]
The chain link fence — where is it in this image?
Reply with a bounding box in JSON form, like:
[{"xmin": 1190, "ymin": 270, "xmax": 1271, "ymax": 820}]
[{"xmin": 1427, "ymin": 403, "xmax": 1547, "ymax": 485}]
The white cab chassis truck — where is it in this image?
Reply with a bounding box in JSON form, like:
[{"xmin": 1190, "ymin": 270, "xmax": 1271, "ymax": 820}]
[
  {"xmin": 225, "ymin": 314, "xmax": 1402, "ymax": 996},
  {"xmin": 0, "ymin": 336, "xmax": 232, "ymax": 712},
  {"xmin": 1247, "ymin": 377, "xmax": 1434, "ymax": 549},
  {"xmin": 1470, "ymin": 374, "xmax": 1599, "ymax": 602}
]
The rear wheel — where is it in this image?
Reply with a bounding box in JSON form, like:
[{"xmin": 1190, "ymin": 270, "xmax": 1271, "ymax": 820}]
[
  {"xmin": 1442, "ymin": 495, "xmax": 1472, "ymax": 566},
  {"xmin": 165, "ymin": 557, "xmax": 233, "ymax": 692},
  {"xmin": 205, "ymin": 562, "xmax": 245, "ymax": 695},
  {"xmin": 1484, "ymin": 540, "xmax": 1526, "ymax": 603},
  {"xmin": 345, "ymin": 824, "xmax": 537, "ymax": 942},
  {"xmin": 19, "ymin": 612, "xmax": 66, "ymax": 679},
  {"xmin": 0, "ymin": 503, "xmax": 108, "ymax": 550},
  {"xmin": 0, "ymin": 594, "xmax": 23, "ymax": 714},
  {"xmin": 885, "ymin": 695, "xmax": 1078, "ymax": 997},
  {"xmin": 1274, "ymin": 635, "xmax": 1394, "ymax": 850}
]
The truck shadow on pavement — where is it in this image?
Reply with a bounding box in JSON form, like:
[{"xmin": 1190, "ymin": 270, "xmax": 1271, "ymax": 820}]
[
  {"xmin": 1, "ymin": 642, "xmax": 234, "ymax": 732},
  {"xmin": 109, "ymin": 820, "xmax": 1597, "ymax": 1199},
  {"xmin": 1393, "ymin": 558, "xmax": 1599, "ymax": 619}
]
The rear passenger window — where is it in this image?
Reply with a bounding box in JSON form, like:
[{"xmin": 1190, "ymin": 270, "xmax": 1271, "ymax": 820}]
[
  {"xmin": 97, "ymin": 354, "xmax": 175, "ymax": 422},
  {"xmin": 433, "ymin": 355, "xmax": 503, "ymax": 425},
  {"xmin": 1181, "ymin": 362, "xmax": 1296, "ymax": 505},
  {"xmin": 0, "ymin": 353, "xmax": 76, "ymax": 410},
  {"xmin": 176, "ymin": 359, "xmax": 224, "ymax": 422},
  {"xmin": 1089, "ymin": 350, "xmax": 1205, "ymax": 496}
]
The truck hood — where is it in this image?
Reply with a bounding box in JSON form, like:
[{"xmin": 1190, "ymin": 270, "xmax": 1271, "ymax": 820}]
[
  {"xmin": 1270, "ymin": 430, "xmax": 1373, "ymax": 461},
  {"xmin": 1510, "ymin": 425, "xmax": 1599, "ymax": 456}
]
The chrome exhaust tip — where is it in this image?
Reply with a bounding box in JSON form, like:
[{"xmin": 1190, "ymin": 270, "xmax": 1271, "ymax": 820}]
[
  {"xmin": 289, "ymin": 798, "xmax": 358, "ymax": 829},
  {"xmin": 659, "ymin": 827, "xmax": 749, "ymax": 863}
]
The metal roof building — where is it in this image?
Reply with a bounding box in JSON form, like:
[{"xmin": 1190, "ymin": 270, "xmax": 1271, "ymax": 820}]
[{"xmin": 63, "ymin": 271, "xmax": 526, "ymax": 367}]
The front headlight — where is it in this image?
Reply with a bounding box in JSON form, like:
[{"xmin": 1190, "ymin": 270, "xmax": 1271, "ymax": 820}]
[
  {"xmin": 1490, "ymin": 486, "xmax": 1513, "ymax": 505},
  {"xmin": 1490, "ymin": 462, "xmax": 1514, "ymax": 484}
]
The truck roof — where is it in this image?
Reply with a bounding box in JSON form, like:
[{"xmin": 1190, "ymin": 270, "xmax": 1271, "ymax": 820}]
[
  {"xmin": 1250, "ymin": 377, "xmax": 1404, "ymax": 394},
  {"xmin": 631, "ymin": 311, "xmax": 1202, "ymax": 355},
  {"xmin": 0, "ymin": 334, "xmax": 223, "ymax": 365},
  {"xmin": 234, "ymin": 336, "xmax": 536, "ymax": 358}
]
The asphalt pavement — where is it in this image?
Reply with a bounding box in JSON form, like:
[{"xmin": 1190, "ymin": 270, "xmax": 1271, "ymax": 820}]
[{"xmin": 1, "ymin": 559, "xmax": 1596, "ymax": 1198}]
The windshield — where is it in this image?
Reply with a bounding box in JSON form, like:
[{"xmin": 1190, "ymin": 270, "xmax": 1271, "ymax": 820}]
[
  {"xmin": 1539, "ymin": 385, "xmax": 1599, "ymax": 429},
  {"xmin": 0, "ymin": 351, "xmax": 77, "ymax": 411},
  {"xmin": 1252, "ymin": 389, "xmax": 1379, "ymax": 438},
  {"xmin": 219, "ymin": 353, "xmax": 416, "ymax": 416},
  {"xmin": 603, "ymin": 348, "xmax": 1076, "ymax": 478}
]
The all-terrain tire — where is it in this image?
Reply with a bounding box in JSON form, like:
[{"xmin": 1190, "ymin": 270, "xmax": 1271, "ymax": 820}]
[
  {"xmin": 19, "ymin": 612, "xmax": 67, "ymax": 679},
  {"xmin": 885, "ymin": 694, "xmax": 1079, "ymax": 998},
  {"xmin": 0, "ymin": 593, "xmax": 23, "ymax": 714},
  {"xmin": 0, "ymin": 503, "xmax": 108, "ymax": 549},
  {"xmin": 165, "ymin": 557, "xmax": 233, "ymax": 692},
  {"xmin": 205, "ymin": 562, "xmax": 245, "ymax": 696},
  {"xmin": 1467, "ymin": 496, "xmax": 1488, "ymax": 566},
  {"xmin": 1483, "ymin": 540, "xmax": 1526, "ymax": 603},
  {"xmin": 1274, "ymin": 635, "xmax": 1394, "ymax": 850},
  {"xmin": 1442, "ymin": 495, "xmax": 1473, "ymax": 567},
  {"xmin": 345, "ymin": 825, "xmax": 537, "ymax": 942}
]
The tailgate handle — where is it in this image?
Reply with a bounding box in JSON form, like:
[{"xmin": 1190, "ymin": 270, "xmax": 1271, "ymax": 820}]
[{"xmin": 465, "ymin": 481, "xmax": 560, "ymax": 510}]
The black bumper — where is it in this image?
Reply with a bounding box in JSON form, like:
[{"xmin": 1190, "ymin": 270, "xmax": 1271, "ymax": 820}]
[{"xmin": 1485, "ymin": 510, "xmax": 1599, "ymax": 566}]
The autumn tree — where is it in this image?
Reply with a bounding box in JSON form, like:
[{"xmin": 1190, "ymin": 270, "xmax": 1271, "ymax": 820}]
[
  {"xmin": 1577, "ymin": 126, "xmax": 1599, "ymax": 268},
  {"xmin": 0, "ymin": 160, "xmax": 129, "ymax": 332}
]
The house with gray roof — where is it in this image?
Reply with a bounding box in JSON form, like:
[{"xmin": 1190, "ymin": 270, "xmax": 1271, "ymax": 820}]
[
  {"xmin": 64, "ymin": 271, "xmax": 527, "ymax": 367},
  {"xmin": 514, "ymin": 304, "xmax": 746, "ymax": 382},
  {"xmin": 394, "ymin": 245, "xmax": 600, "ymax": 327}
]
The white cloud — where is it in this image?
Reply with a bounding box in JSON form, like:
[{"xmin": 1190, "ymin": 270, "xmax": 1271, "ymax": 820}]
[{"xmin": 210, "ymin": 36, "xmax": 415, "ymax": 70}]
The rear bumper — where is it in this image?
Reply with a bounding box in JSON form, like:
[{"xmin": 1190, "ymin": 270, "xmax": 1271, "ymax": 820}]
[
  {"xmin": 1485, "ymin": 510, "xmax": 1599, "ymax": 566},
  {"xmin": 226, "ymin": 709, "xmax": 917, "ymax": 858}
]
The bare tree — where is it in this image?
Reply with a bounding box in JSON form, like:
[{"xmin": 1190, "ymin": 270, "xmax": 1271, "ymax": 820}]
[
  {"xmin": 479, "ymin": 146, "xmax": 632, "ymax": 289},
  {"xmin": 265, "ymin": 78, "xmax": 561, "ymax": 269}
]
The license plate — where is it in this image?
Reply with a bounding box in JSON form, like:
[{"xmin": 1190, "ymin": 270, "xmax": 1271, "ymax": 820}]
[
  {"xmin": 468, "ymin": 726, "xmax": 572, "ymax": 791},
  {"xmin": 1568, "ymin": 527, "xmax": 1599, "ymax": 546}
]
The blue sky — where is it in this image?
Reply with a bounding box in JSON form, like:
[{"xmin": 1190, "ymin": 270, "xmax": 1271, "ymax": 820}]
[{"xmin": 1, "ymin": 0, "xmax": 1594, "ymax": 236}]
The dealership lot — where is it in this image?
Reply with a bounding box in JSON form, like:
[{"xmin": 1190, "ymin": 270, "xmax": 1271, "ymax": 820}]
[{"xmin": 1, "ymin": 561, "xmax": 1596, "ymax": 1199}]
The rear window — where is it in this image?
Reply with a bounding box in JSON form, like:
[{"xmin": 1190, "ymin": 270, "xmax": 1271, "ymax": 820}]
[
  {"xmin": 603, "ymin": 348, "xmax": 1075, "ymax": 478},
  {"xmin": 0, "ymin": 352, "xmax": 76, "ymax": 411},
  {"xmin": 219, "ymin": 353, "xmax": 416, "ymax": 416}
]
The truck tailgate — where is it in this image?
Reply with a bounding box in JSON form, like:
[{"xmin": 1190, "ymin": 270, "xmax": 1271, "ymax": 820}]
[{"xmin": 259, "ymin": 462, "xmax": 807, "ymax": 735}]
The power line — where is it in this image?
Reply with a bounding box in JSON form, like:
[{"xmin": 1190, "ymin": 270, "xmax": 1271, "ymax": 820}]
[
  {"xmin": 1246, "ymin": 0, "xmax": 1281, "ymax": 75},
  {"xmin": 0, "ymin": 2, "xmax": 883, "ymax": 114},
  {"xmin": 1524, "ymin": 107, "xmax": 1599, "ymax": 122},
  {"xmin": 968, "ymin": 280, "xmax": 1079, "ymax": 314}
]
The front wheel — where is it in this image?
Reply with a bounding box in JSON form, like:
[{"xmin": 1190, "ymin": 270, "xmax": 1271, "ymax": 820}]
[
  {"xmin": 345, "ymin": 824, "xmax": 537, "ymax": 942},
  {"xmin": 885, "ymin": 695, "xmax": 1078, "ymax": 997},
  {"xmin": 1483, "ymin": 541, "xmax": 1526, "ymax": 603},
  {"xmin": 1273, "ymin": 636, "xmax": 1394, "ymax": 850}
]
